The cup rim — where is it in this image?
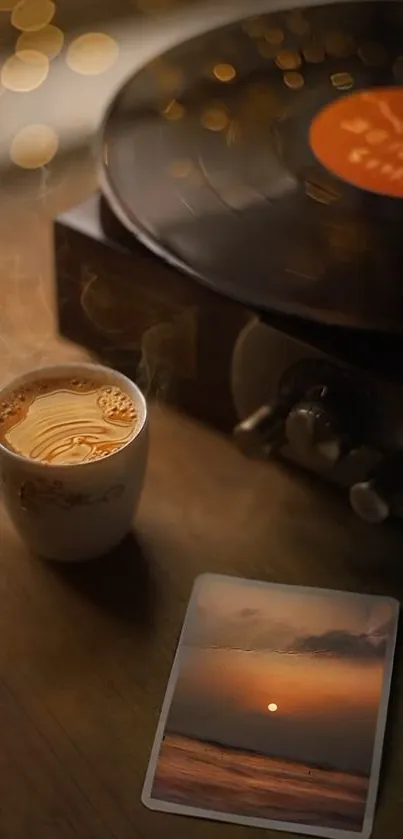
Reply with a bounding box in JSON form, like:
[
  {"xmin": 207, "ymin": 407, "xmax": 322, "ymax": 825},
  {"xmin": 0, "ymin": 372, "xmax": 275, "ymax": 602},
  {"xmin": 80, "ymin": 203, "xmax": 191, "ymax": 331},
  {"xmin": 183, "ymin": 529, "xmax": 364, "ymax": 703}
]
[{"xmin": 0, "ymin": 362, "xmax": 147, "ymax": 470}]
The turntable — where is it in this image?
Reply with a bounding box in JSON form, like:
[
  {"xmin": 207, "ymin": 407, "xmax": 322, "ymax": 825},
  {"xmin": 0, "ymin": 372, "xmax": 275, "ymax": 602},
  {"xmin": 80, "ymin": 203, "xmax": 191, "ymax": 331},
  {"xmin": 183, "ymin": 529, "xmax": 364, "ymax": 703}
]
[{"xmin": 55, "ymin": 0, "xmax": 403, "ymax": 523}]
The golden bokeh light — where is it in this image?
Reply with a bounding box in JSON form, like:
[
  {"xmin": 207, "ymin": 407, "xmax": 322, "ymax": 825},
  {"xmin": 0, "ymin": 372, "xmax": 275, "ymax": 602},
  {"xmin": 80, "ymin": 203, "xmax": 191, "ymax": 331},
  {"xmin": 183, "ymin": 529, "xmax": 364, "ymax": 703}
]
[
  {"xmin": 11, "ymin": 0, "xmax": 55, "ymax": 32},
  {"xmin": 10, "ymin": 123, "xmax": 59, "ymax": 168},
  {"xmin": 0, "ymin": 0, "xmax": 19, "ymax": 9},
  {"xmin": 212, "ymin": 63, "xmax": 236, "ymax": 83},
  {"xmin": 169, "ymin": 159, "xmax": 194, "ymax": 179},
  {"xmin": 331, "ymin": 71, "xmax": 354, "ymax": 91},
  {"xmin": 201, "ymin": 106, "xmax": 229, "ymax": 132},
  {"xmin": 16, "ymin": 24, "xmax": 64, "ymax": 59},
  {"xmin": 1, "ymin": 49, "xmax": 49, "ymax": 92},
  {"xmin": 264, "ymin": 27, "xmax": 284, "ymax": 46},
  {"xmin": 268, "ymin": 703, "xmax": 278, "ymax": 712},
  {"xmin": 284, "ymin": 71, "xmax": 304, "ymax": 90},
  {"xmin": 275, "ymin": 50, "xmax": 302, "ymax": 70},
  {"xmin": 162, "ymin": 99, "xmax": 184, "ymax": 121},
  {"xmin": 66, "ymin": 32, "xmax": 119, "ymax": 76}
]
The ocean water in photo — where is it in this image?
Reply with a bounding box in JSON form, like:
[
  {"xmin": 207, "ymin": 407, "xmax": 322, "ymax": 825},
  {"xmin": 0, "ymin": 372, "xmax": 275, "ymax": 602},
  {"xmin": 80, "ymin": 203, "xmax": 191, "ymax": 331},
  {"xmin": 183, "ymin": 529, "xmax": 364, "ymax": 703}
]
[{"xmin": 152, "ymin": 733, "xmax": 368, "ymax": 831}]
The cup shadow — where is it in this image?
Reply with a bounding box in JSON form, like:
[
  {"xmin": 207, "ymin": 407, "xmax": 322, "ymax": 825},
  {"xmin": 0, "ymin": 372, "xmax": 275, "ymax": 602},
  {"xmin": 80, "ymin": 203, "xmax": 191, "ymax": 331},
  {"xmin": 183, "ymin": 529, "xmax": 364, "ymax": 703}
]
[{"xmin": 49, "ymin": 531, "xmax": 157, "ymax": 633}]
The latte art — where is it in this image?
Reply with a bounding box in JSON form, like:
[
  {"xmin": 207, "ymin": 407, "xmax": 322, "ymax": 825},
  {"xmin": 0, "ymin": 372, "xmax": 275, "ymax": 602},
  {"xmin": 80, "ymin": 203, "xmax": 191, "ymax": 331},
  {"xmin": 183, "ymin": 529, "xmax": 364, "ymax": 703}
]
[{"xmin": 0, "ymin": 378, "xmax": 140, "ymax": 465}]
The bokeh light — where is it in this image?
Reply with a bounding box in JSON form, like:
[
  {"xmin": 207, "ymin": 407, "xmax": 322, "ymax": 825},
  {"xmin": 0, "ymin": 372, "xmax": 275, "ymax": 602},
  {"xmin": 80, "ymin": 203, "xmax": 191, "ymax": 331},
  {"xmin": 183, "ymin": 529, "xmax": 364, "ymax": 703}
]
[
  {"xmin": 169, "ymin": 159, "xmax": 194, "ymax": 179},
  {"xmin": 212, "ymin": 63, "xmax": 236, "ymax": 83},
  {"xmin": 1, "ymin": 49, "xmax": 49, "ymax": 92},
  {"xmin": 16, "ymin": 24, "xmax": 64, "ymax": 59},
  {"xmin": 10, "ymin": 123, "xmax": 59, "ymax": 168},
  {"xmin": 66, "ymin": 33, "xmax": 119, "ymax": 76},
  {"xmin": 283, "ymin": 71, "xmax": 305, "ymax": 89},
  {"xmin": 201, "ymin": 106, "xmax": 229, "ymax": 132},
  {"xmin": 162, "ymin": 99, "xmax": 185, "ymax": 121},
  {"xmin": 11, "ymin": 0, "xmax": 55, "ymax": 32},
  {"xmin": 264, "ymin": 27, "xmax": 284, "ymax": 45}
]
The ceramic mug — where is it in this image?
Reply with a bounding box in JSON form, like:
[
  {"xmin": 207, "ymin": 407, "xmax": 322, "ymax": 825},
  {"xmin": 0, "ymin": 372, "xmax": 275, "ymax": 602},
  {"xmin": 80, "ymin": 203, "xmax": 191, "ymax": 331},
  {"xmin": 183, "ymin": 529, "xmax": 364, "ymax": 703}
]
[{"xmin": 0, "ymin": 363, "xmax": 148, "ymax": 561}]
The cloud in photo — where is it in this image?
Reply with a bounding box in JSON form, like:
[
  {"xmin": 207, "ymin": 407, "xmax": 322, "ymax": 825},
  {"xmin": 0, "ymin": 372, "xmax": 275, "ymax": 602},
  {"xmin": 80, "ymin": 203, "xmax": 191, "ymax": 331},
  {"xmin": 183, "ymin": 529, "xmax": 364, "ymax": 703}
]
[{"xmin": 290, "ymin": 629, "xmax": 387, "ymax": 659}]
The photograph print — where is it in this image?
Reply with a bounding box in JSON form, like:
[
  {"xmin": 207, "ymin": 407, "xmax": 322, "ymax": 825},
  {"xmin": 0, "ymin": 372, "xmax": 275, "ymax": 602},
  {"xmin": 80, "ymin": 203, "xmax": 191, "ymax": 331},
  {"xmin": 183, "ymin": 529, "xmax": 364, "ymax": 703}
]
[{"xmin": 143, "ymin": 575, "xmax": 398, "ymax": 838}]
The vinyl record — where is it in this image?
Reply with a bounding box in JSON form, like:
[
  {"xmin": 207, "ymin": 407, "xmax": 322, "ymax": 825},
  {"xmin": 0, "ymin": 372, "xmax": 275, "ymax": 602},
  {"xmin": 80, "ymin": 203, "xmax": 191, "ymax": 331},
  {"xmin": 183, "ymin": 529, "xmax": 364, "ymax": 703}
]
[{"xmin": 101, "ymin": 0, "xmax": 403, "ymax": 330}]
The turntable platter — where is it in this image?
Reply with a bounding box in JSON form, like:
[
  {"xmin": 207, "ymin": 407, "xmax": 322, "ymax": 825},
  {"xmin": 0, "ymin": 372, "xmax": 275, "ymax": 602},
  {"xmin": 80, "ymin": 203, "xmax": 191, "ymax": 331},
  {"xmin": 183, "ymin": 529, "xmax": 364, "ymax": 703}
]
[{"xmin": 101, "ymin": 0, "xmax": 403, "ymax": 331}]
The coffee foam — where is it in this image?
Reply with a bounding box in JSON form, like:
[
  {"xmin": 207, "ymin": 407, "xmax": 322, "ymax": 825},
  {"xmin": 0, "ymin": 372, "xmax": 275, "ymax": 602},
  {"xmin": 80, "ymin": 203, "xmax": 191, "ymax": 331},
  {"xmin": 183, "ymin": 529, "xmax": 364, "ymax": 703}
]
[{"xmin": 0, "ymin": 377, "xmax": 140, "ymax": 465}]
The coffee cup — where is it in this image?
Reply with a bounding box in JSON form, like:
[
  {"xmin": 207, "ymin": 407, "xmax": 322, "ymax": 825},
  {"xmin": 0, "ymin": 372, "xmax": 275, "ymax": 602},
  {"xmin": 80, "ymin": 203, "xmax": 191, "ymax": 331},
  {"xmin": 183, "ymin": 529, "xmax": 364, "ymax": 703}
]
[{"xmin": 0, "ymin": 363, "xmax": 148, "ymax": 561}]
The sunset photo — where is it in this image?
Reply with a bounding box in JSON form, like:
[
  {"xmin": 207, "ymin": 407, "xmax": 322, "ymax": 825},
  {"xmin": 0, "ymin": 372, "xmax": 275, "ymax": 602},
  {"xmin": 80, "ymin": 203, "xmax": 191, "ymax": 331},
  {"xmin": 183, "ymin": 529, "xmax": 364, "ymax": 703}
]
[{"xmin": 143, "ymin": 576, "xmax": 398, "ymax": 837}]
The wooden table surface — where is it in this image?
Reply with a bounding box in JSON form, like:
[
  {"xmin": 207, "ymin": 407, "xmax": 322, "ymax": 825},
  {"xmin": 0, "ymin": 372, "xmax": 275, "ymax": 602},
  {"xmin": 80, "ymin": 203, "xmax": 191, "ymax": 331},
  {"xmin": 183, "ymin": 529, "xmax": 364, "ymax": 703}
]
[{"xmin": 1, "ymin": 182, "xmax": 403, "ymax": 839}]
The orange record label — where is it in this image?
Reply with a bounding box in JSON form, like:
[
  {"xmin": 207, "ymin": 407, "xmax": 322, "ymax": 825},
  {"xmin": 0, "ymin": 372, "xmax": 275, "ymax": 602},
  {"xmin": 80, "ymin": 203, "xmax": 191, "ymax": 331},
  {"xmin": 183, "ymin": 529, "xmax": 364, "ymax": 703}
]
[{"xmin": 309, "ymin": 87, "xmax": 403, "ymax": 197}]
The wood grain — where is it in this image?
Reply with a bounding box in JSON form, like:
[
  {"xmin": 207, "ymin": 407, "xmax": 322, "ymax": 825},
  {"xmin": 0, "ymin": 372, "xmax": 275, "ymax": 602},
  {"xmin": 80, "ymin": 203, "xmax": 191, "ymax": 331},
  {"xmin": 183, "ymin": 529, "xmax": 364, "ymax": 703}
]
[{"xmin": 0, "ymin": 209, "xmax": 402, "ymax": 838}]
